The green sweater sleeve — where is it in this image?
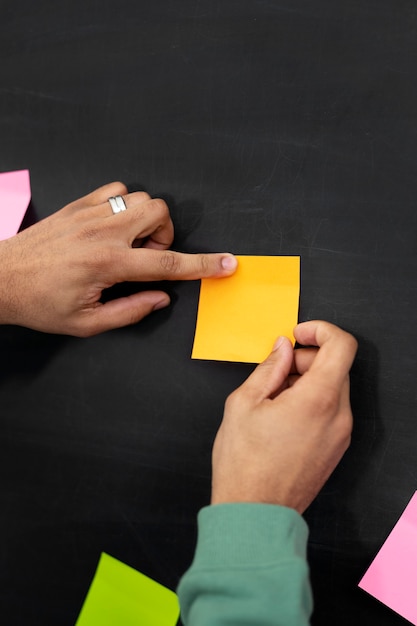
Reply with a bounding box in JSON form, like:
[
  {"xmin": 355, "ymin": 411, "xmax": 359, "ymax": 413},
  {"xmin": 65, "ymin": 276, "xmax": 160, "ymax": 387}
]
[{"xmin": 177, "ymin": 503, "xmax": 312, "ymax": 626}]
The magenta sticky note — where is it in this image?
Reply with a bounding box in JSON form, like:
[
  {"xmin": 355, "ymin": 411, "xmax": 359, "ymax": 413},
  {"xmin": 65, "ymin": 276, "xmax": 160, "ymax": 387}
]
[
  {"xmin": 359, "ymin": 491, "xmax": 417, "ymax": 624},
  {"xmin": 0, "ymin": 169, "xmax": 31, "ymax": 241}
]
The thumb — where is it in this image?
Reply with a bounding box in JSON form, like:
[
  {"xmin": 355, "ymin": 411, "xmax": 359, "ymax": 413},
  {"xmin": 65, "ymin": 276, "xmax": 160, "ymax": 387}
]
[
  {"xmin": 78, "ymin": 291, "xmax": 170, "ymax": 336},
  {"xmin": 238, "ymin": 336, "xmax": 294, "ymax": 404}
]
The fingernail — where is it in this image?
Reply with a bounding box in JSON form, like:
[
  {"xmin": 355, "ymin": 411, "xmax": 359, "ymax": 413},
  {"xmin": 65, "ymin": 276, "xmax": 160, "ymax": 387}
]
[
  {"xmin": 221, "ymin": 254, "xmax": 238, "ymax": 272},
  {"xmin": 153, "ymin": 296, "xmax": 170, "ymax": 311},
  {"xmin": 272, "ymin": 336, "xmax": 285, "ymax": 351}
]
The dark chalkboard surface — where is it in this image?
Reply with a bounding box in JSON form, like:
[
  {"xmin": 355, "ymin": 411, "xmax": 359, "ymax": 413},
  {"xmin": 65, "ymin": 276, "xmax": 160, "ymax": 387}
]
[{"xmin": 1, "ymin": 1, "xmax": 417, "ymax": 624}]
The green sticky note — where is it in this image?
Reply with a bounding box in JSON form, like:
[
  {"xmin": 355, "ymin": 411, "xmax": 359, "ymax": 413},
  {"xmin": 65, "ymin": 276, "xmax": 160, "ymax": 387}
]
[{"xmin": 75, "ymin": 553, "xmax": 180, "ymax": 626}]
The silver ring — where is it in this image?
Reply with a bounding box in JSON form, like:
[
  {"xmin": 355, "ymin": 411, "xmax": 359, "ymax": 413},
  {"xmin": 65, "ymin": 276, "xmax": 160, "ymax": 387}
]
[{"xmin": 108, "ymin": 195, "xmax": 127, "ymax": 214}]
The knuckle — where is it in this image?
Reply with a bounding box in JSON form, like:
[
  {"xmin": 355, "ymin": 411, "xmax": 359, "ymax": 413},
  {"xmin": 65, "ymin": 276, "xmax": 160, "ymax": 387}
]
[
  {"xmin": 150, "ymin": 197, "xmax": 169, "ymax": 219},
  {"xmin": 198, "ymin": 253, "xmax": 210, "ymax": 274},
  {"xmin": 225, "ymin": 384, "xmax": 256, "ymax": 414},
  {"xmin": 333, "ymin": 326, "xmax": 358, "ymax": 354},
  {"xmin": 127, "ymin": 311, "xmax": 144, "ymax": 326},
  {"xmin": 138, "ymin": 191, "xmax": 151, "ymax": 202},
  {"xmin": 159, "ymin": 251, "xmax": 180, "ymax": 274},
  {"xmin": 110, "ymin": 181, "xmax": 128, "ymax": 196},
  {"xmin": 345, "ymin": 333, "xmax": 358, "ymax": 356},
  {"xmin": 311, "ymin": 387, "xmax": 340, "ymax": 418},
  {"xmin": 334, "ymin": 412, "xmax": 353, "ymax": 448},
  {"xmin": 130, "ymin": 191, "xmax": 151, "ymax": 207},
  {"xmin": 343, "ymin": 430, "xmax": 352, "ymax": 451},
  {"xmin": 224, "ymin": 389, "xmax": 242, "ymax": 413},
  {"xmin": 133, "ymin": 206, "xmax": 146, "ymax": 223}
]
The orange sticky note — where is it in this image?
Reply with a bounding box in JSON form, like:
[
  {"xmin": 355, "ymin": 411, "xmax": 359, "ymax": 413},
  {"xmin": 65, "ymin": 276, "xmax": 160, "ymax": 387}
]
[{"xmin": 192, "ymin": 255, "xmax": 300, "ymax": 363}]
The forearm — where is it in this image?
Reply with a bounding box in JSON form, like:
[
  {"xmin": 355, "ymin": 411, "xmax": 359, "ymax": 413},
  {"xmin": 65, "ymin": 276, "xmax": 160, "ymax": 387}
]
[{"xmin": 177, "ymin": 503, "xmax": 312, "ymax": 626}]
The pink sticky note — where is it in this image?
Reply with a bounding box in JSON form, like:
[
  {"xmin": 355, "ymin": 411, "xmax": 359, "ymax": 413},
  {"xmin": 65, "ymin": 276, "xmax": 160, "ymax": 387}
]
[
  {"xmin": 359, "ymin": 491, "xmax": 417, "ymax": 624},
  {"xmin": 0, "ymin": 169, "xmax": 31, "ymax": 241}
]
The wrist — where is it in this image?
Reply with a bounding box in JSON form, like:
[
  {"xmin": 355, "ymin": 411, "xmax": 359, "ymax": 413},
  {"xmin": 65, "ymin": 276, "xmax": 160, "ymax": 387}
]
[
  {"xmin": 0, "ymin": 238, "xmax": 23, "ymax": 326},
  {"xmin": 193, "ymin": 504, "xmax": 309, "ymax": 566}
]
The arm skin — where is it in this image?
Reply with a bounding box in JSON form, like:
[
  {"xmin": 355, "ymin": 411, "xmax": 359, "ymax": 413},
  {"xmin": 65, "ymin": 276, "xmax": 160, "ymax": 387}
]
[
  {"xmin": 0, "ymin": 181, "xmax": 237, "ymax": 336},
  {"xmin": 178, "ymin": 321, "xmax": 357, "ymax": 626}
]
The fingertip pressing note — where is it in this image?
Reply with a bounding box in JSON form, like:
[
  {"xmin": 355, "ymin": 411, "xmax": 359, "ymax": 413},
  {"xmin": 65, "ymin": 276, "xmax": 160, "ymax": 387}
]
[{"xmin": 192, "ymin": 255, "xmax": 300, "ymax": 364}]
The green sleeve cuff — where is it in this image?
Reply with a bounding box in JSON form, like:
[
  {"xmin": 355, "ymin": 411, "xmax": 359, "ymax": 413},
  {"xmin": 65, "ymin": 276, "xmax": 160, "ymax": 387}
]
[
  {"xmin": 177, "ymin": 503, "xmax": 312, "ymax": 626},
  {"xmin": 189, "ymin": 503, "xmax": 309, "ymax": 569}
]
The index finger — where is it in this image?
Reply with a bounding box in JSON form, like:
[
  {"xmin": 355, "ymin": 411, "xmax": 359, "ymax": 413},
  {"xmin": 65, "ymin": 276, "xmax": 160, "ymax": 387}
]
[
  {"xmin": 114, "ymin": 248, "xmax": 238, "ymax": 282},
  {"xmin": 293, "ymin": 320, "xmax": 357, "ymax": 386}
]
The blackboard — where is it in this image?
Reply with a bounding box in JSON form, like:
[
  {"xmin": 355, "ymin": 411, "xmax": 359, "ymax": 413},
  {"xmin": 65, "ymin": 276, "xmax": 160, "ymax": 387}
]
[{"xmin": 1, "ymin": 1, "xmax": 417, "ymax": 624}]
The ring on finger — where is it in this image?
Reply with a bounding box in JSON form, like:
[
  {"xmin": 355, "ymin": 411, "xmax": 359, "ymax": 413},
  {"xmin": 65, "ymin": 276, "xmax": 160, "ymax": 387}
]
[{"xmin": 108, "ymin": 196, "xmax": 127, "ymax": 214}]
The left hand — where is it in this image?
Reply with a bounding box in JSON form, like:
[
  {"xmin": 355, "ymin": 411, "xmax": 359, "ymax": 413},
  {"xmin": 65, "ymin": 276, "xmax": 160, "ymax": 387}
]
[{"xmin": 0, "ymin": 182, "xmax": 237, "ymax": 336}]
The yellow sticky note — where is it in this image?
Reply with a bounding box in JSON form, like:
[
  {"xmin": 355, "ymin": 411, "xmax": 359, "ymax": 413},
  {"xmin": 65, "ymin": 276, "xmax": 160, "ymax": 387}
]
[{"xmin": 192, "ymin": 255, "xmax": 300, "ymax": 363}]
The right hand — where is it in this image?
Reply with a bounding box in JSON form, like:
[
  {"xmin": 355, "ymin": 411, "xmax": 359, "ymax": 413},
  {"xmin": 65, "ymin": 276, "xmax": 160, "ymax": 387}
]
[{"xmin": 211, "ymin": 321, "xmax": 358, "ymax": 514}]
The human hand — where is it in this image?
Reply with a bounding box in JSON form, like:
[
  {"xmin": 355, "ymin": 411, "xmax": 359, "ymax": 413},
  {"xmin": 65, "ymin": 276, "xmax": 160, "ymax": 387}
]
[
  {"xmin": 0, "ymin": 182, "xmax": 237, "ymax": 336},
  {"xmin": 211, "ymin": 321, "xmax": 357, "ymax": 514}
]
